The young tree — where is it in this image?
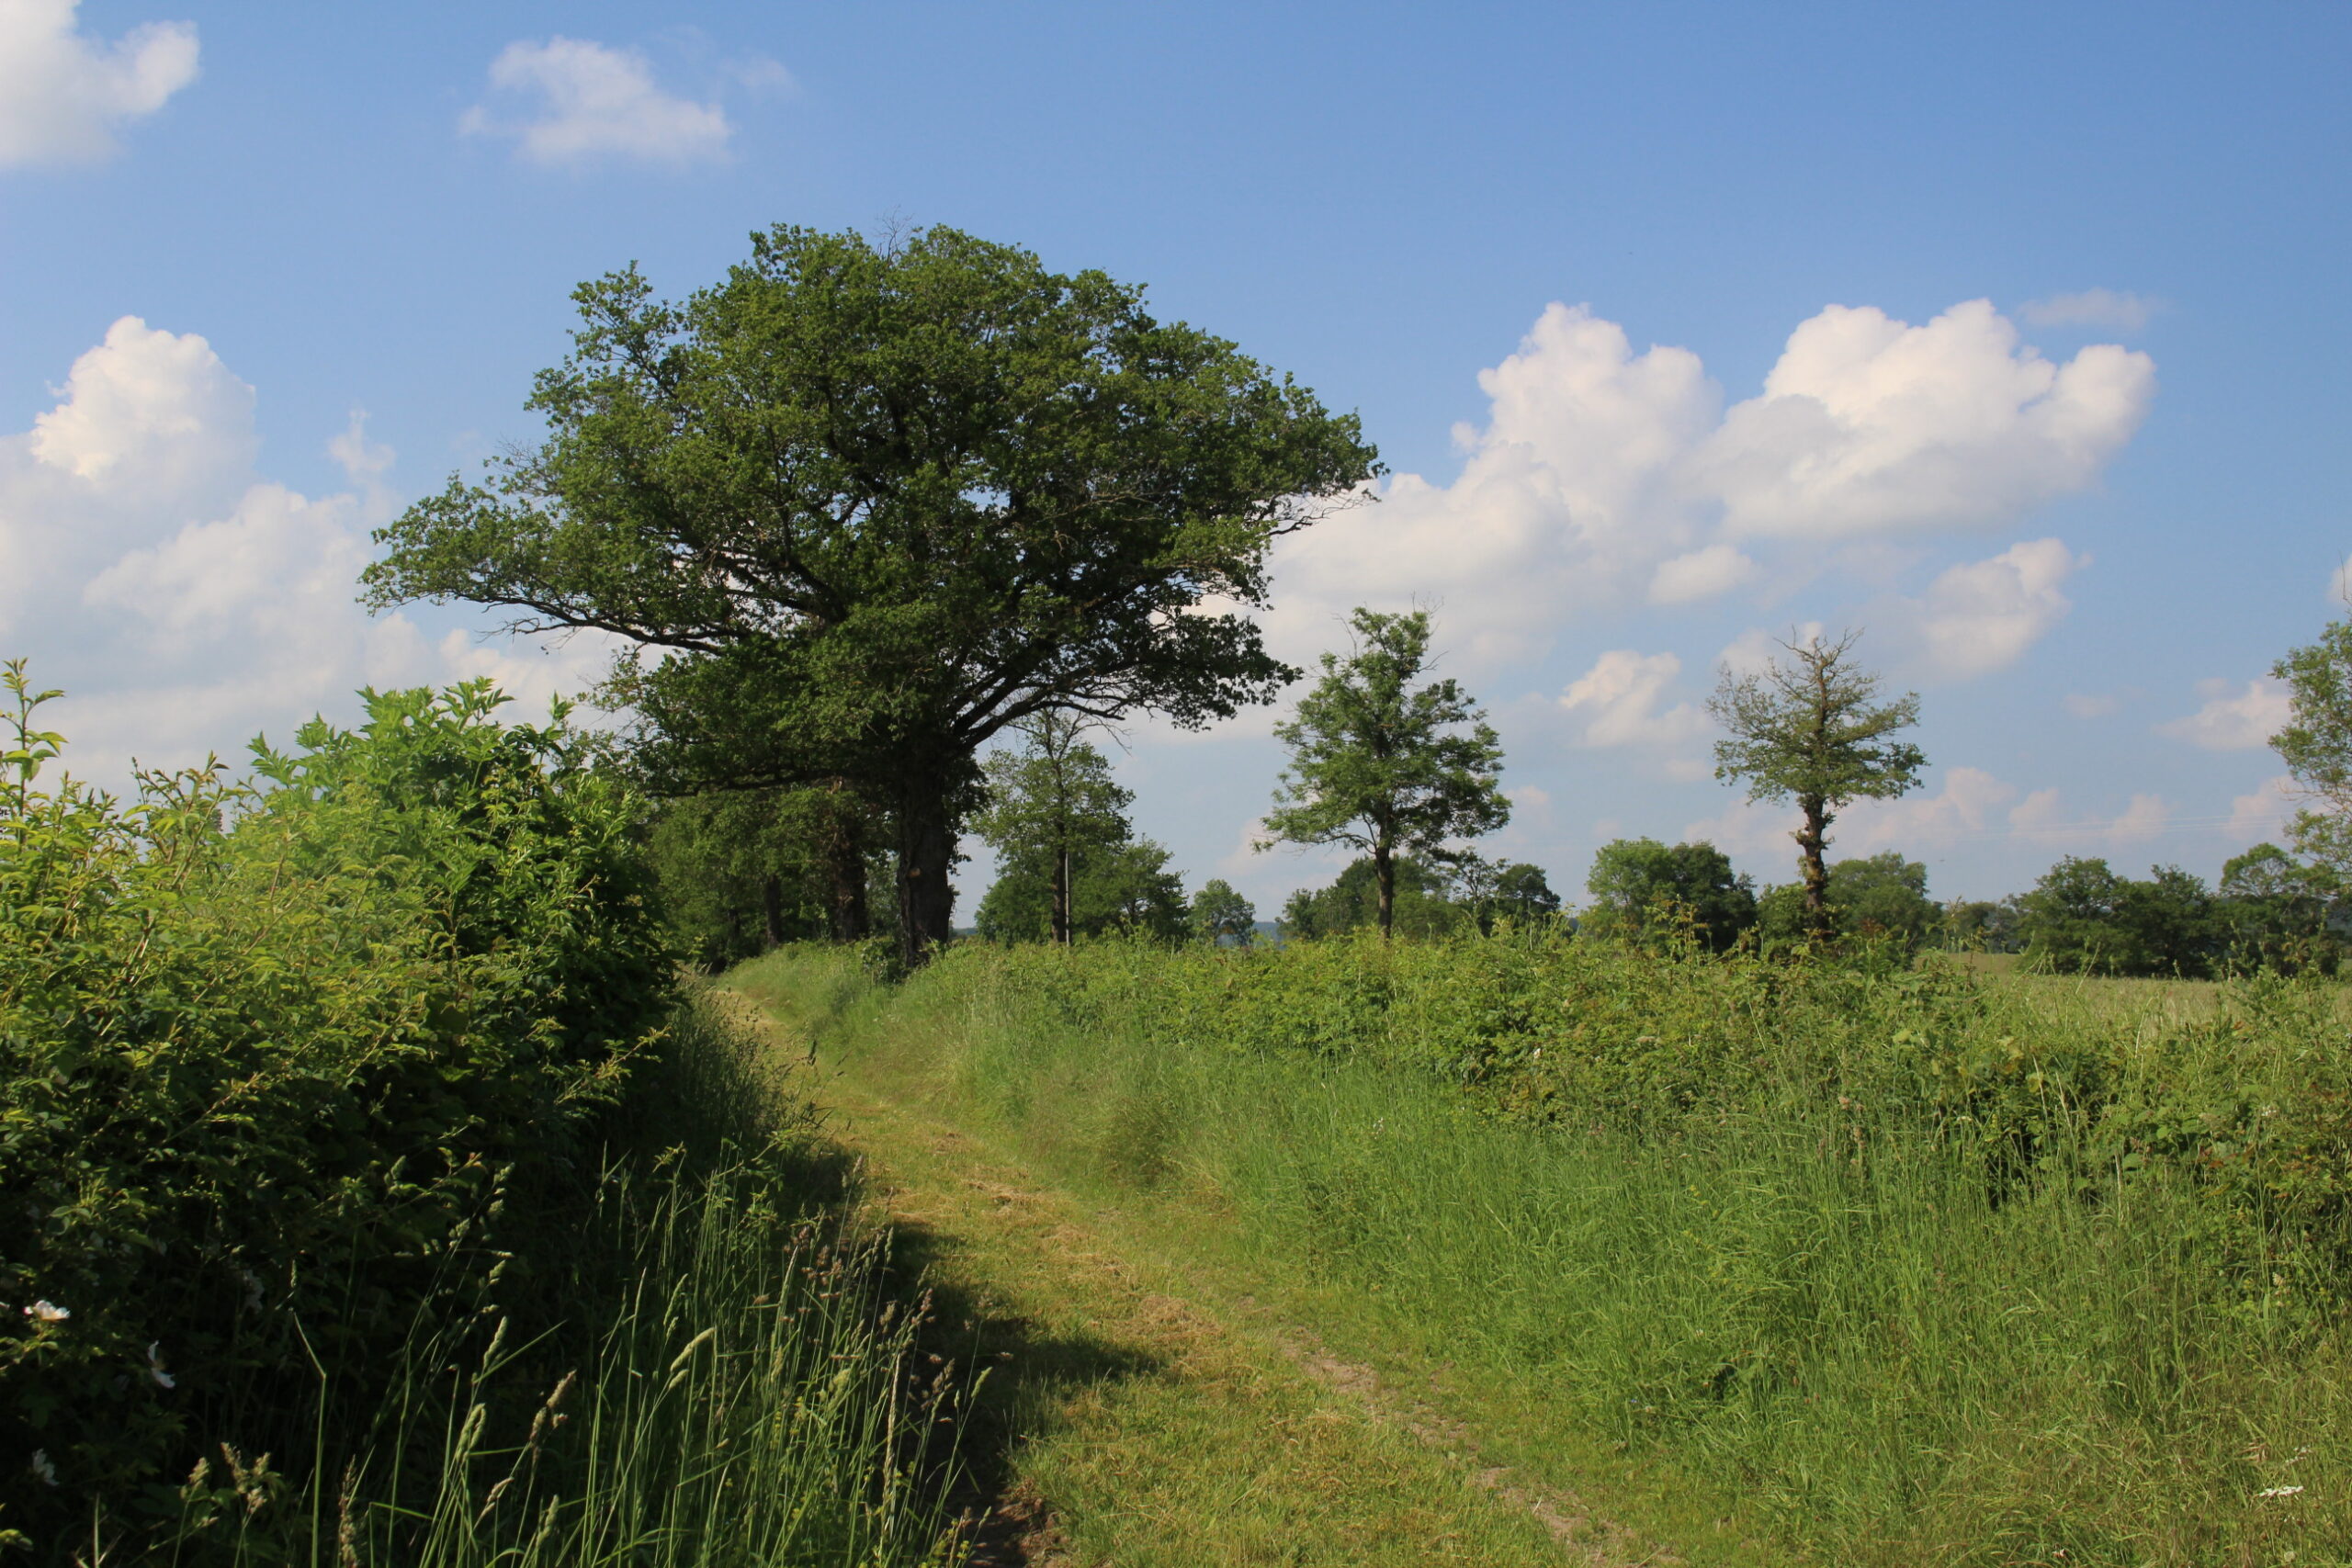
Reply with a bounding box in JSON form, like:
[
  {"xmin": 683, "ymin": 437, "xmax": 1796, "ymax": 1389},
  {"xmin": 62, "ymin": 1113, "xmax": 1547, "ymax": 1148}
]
[
  {"xmin": 1583, "ymin": 838, "xmax": 1757, "ymax": 953},
  {"xmin": 1708, "ymin": 630, "xmax": 1925, "ymax": 944},
  {"xmin": 361, "ymin": 224, "xmax": 1380, "ymax": 966},
  {"xmin": 2271, "ymin": 618, "xmax": 2352, "ymax": 874},
  {"xmin": 1260, "ymin": 609, "xmax": 1510, "ymax": 937},
  {"xmin": 1192, "ymin": 878, "xmax": 1257, "ymax": 944},
  {"xmin": 1447, "ymin": 852, "xmax": 1561, "ymax": 932},
  {"xmin": 970, "ymin": 716, "xmax": 1190, "ymax": 943},
  {"xmin": 972, "ymin": 714, "xmax": 1130, "ymax": 945}
]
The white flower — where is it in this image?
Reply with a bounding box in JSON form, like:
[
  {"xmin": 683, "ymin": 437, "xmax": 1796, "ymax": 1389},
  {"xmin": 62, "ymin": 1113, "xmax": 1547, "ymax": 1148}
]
[
  {"xmin": 29, "ymin": 1450, "xmax": 56, "ymax": 1487},
  {"xmin": 2259, "ymin": 1483, "xmax": 2306, "ymax": 1498},
  {"xmin": 23, "ymin": 1300, "xmax": 68, "ymax": 1323},
  {"xmin": 146, "ymin": 1341, "xmax": 175, "ymax": 1390}
]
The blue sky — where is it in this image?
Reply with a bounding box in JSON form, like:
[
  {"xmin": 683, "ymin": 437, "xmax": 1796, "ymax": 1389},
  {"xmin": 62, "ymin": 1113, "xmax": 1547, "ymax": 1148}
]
[{"xmin": 6, "ymin": 1, "xmax": 2348, "ymax": 912}]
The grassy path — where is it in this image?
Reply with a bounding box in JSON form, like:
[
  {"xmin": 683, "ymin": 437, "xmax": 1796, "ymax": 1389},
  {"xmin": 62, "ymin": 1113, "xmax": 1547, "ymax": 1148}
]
[{"xmin": 734, "ymin": 982, "xmax": 1755, "ymax": 1568}]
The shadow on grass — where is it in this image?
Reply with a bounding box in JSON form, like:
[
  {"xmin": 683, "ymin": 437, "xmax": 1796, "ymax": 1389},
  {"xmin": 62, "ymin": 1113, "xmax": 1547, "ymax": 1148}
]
[{"xmin": 879, "ymin": 1212, "xmax": 1163, "ymax": 1567}]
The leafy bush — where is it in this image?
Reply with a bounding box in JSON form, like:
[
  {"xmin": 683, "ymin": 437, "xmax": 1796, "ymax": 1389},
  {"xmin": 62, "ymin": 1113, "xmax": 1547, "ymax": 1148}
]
[{"xmin": 0, "ymin": 671, "xmax": 674, "ymax": 1546}]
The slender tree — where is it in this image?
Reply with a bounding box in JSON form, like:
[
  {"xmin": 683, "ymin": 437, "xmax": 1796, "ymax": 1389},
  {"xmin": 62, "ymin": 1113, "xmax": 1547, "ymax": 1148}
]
[
  {"xmin": 972, "ymin": 713, "xmax": 1133, "ymax": 945},
  {"xmin": 1259, "ymin": 608, "xmax": 1510, "ymax": 937},
  {"xmin": 361, "ymin": 224, "xmax": 1379, "ymax": 965},
  {"xmin": 1707, "ymin": 630, "xmax": 1925, "ymax": 944}
]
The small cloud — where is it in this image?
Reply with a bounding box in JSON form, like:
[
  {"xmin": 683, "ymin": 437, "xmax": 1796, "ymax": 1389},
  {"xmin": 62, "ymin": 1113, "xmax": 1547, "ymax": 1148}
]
[
  {"xmin": 724, "ymin": 54, "xmax": 794, "ymax": 93},
  {"xmin": 2155, "ymin": 677, "xmax": 2290, "ymax": 751},
  {"xmin": 1904, "ymin": 537, "xmax": 2086, "ymax": 681},
  {"xmin": 2062, "ymin": 692, "xmax": 2119, "ymax": 719},
  {"xmin": 2004, "ymin": 786, "xmax": 2175, "ymax": 847},
  {"xmin": 1839, "ymin": 766, "xmax": 2019, "ymax": 852},
  {"xmin": 2226, "ymin": 775, "xmax": 2296, "ymax": 845},
  {"xmin": 2017, "ymin": 288, "xmax": 2158, "ymax": 334},
  {"xmin": 2009, "ymin": 788, "xmax": 2064, "ymax": 834},
  {"xmin": 0, "ymin": 0, "xmax": 198, "ymax": 169},
  {"xmin": 1647, "ymin": 544, "xmax": 1758, "ymax": 604},
  {"xmin": 1558, "ymin": 649, "xmax": 1710, "ymax": 750},
  {"xmin": 2109, "ymin": 793, "xmax": 2170, "ymax": 843},
  {"xmin": 463, "ymin": 37, "xmax": 731, "ymax": 168}
]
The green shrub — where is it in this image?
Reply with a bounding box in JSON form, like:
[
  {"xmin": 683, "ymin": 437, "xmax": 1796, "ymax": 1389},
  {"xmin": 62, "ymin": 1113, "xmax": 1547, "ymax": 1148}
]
[{"xmin": 0, "ymin": 672, "xmax": 673, "ymax": 1546}]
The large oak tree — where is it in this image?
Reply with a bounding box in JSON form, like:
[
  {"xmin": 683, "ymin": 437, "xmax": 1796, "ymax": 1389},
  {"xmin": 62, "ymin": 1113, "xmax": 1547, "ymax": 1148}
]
[{"xmin": 362, "ymin": 225, "xmax": 1379, "ymax": 964}]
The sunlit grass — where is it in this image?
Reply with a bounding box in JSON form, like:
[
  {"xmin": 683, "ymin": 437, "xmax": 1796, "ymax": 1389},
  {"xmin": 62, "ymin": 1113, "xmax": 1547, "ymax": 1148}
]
[{"xmin": 745, "ymin": 940, "xmax": 2352, "ymax": 1568}]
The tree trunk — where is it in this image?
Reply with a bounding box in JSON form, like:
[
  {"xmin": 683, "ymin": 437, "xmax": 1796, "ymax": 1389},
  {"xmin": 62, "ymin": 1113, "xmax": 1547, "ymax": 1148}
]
[
  {"xmin": 1374, "ymin": 840, "xmax": 1396, "ymax": 938},
  {"xmin": 1796, "ymin": 794, "xmax": 1835, "ymax": 945},
  {"xmin": 761, "ymin": 873, "xmax": 786, "ymax": 951},
  {"xmin": 820, "ymin": 784, "xmax": 870, "ymax": 943},
  {"xmin": 893, "ymin": 776, "xmax": 956, "ymax": 968},
  {"xmin": 1051, "ymin": 845, "xmax": 1072, "ymax": 946}
]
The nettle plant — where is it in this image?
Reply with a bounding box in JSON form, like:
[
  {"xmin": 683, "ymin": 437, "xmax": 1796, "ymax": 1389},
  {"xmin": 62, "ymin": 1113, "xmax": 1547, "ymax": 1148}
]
[{"xmin": 0, "ymin": 665, "xmax": 673, "ymax": 1540}]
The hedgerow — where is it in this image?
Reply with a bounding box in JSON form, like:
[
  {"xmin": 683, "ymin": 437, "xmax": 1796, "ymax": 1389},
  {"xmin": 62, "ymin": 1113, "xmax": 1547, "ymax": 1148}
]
[{"xmin": 0, "ymin": 670, "xmax": 673, "ymax": 1547}]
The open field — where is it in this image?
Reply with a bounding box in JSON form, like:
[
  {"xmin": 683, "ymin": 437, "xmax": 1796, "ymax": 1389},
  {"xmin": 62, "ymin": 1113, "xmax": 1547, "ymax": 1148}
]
[{"xmin": 740, "ymin": 937, "xmax": 2352, "ymax": 1567}]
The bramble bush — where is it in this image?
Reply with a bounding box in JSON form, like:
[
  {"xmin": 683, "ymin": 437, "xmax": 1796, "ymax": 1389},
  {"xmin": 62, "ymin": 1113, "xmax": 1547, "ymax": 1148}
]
[{"xmin": 0, "ymin": 669, "xmax": 674, "ymax": 1547}]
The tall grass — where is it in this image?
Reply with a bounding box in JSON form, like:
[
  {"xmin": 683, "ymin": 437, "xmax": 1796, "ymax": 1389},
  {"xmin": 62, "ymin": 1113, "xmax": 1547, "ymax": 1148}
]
[
  {"xmin": 750, "ymin": 938, "xmax": 2352, "ymax": 1567},
  {"xmin": 89, "ymin": 990, "xmax": 967, "ymax": 1568}
]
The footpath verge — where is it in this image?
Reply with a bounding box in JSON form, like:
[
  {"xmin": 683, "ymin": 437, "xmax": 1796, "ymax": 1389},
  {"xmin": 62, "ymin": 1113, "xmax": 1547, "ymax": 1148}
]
[{"xmin": 733, "ymin": 974, "xmax": 1774, "ymax": 1568}]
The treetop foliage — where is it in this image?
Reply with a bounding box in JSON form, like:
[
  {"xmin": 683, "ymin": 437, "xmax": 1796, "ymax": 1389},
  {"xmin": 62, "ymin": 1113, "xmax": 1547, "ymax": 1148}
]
[
  {"xmin": 362, "ymin": 223, "xmax": 1382, "ymax": 962},
  {"xmin": 1708, "ymin": 630, "xmax": 1925, "ymax": 811},
  {"xmin": 1261, "ymin": 608, "xmax": 1510, "ymax": 935},
  {"xmin": 2272, "ymin": 616, "xmax": 2352, "ymax": 874},
  {"xmin": 1582, "ymin": 837, "xmax": 1758, "ymax": 953},
  {"xmin": 364, "ymin": 222, "xmax": 1382, "ymax": 778}
]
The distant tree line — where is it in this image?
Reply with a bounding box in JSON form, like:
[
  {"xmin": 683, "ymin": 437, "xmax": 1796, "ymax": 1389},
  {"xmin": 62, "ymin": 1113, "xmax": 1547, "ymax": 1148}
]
[{"xmin": 1571, "ymin": 834, "xmax": 2349, "ymax": 978}]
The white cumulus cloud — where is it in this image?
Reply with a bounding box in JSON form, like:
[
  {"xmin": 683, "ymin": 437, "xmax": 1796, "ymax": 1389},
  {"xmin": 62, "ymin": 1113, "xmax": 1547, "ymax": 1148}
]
[
  {"xmin": 1697, "ymin": 301, "xmax": 2153, "ymax": 541},
  {"xmin": 2062, "ymin": 692, "xmax": 2120, "ymax": 719},
  {"xmin": 2225, "ymin": 775, "xmax": 2297, "ymax": 846},
  {"xmin": 462, "ymin": 37, "xmax": 731, "ymax": 168},
  {"xmin": 0, "ymin": 317, "xmax": 615, "ymax": 784},
  {"xmin": 1897, "ymin": 537, "xmax": 2086, "ymax": 680},
  {"xmin": 2155, "ymin": 677, "xmax": 2291, "ymax": 751},
  {"xmin": 1647, "ymin": 543, "xmax": 1757, "ymax": 604},
  {"xmin": 0, "ymin": 0, "xmax": 196, "ymax": 168},
  {"xmin": 1557, "ymin": 649, "xmax": 1711, "ymax": 764},
  {"xmin": 1259, "ymin": 299, "xmax": 2151, "ymax": 669}
]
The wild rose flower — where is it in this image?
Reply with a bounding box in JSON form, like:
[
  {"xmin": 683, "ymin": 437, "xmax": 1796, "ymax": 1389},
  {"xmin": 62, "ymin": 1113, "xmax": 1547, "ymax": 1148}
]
[{"xmin": 23, "ymin": 1301, "xmax": 67, "ymax": 1324}]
